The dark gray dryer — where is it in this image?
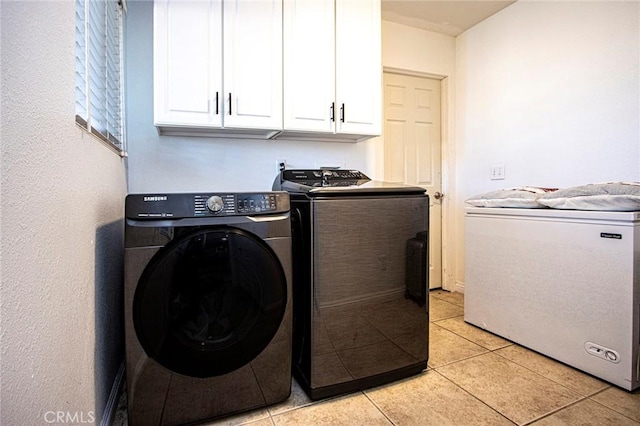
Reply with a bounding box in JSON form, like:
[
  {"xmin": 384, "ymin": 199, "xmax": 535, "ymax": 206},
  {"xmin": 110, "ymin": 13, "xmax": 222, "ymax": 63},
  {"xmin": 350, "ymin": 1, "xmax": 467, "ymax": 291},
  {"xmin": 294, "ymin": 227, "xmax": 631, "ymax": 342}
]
[
  {"xmin": 124, "ymin": 192, "xmax": 292, "ymax": 425},
  {"xmin": 273, "ymin": 169, "xmax": 429, "ymax": 400}
]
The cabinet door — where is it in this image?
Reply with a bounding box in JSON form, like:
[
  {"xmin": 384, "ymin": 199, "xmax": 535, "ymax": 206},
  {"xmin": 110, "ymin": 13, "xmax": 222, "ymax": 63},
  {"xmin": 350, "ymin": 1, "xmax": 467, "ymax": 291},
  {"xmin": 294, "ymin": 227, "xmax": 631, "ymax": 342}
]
[
  {"xmin": 335, "ymin": 0, "xmax": 381, "ymax": 136},
  {"xmin": 154, "ymin": 0, "xmax": 222, "ymax": 127},
  {"xmin": 283, "ymin": 0, "xmax": 335, "ymax": 133},
  {"xmin": 223, "ymin": 0, "xmax": 282, "ymax": 130}
]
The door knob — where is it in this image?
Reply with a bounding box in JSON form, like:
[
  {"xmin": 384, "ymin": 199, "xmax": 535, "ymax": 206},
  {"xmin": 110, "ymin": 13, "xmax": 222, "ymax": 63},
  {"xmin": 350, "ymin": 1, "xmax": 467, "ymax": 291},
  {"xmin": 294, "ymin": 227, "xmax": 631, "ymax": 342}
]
[{"xmin": 433, "ymin": 191, "xmax": 444, "ymax": 200}]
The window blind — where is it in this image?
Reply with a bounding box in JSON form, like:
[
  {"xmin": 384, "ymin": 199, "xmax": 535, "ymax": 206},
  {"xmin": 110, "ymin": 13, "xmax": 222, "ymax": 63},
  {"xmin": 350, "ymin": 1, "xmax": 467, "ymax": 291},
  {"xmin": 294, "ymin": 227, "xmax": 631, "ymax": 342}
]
[{"xmin": 75, "ymin": 0, "xmax": 125, "ymax": 153}]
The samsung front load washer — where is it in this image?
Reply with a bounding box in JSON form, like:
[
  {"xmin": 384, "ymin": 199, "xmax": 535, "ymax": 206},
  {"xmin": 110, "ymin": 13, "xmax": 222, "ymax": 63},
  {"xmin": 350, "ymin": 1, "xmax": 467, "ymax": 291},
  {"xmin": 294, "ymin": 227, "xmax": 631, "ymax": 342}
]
[{"xmin": 124, "ymin": 192, "xmax": 292, "ymax": 425}]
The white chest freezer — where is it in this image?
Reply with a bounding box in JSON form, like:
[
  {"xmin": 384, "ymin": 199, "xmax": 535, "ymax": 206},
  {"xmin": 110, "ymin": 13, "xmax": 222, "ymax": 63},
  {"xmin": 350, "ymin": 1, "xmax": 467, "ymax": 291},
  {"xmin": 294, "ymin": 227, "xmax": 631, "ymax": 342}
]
[{"xmin": 464, "ymin": 207, "xmax": 640, "ymax": 391}]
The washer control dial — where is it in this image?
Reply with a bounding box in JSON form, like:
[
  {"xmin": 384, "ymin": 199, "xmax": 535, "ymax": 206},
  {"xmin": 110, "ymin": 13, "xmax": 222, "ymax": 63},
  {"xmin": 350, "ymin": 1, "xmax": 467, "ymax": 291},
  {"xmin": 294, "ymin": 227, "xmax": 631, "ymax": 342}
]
[{"xmin": 206, "ymin": 195, "xmax": 224, "ymax": 213}]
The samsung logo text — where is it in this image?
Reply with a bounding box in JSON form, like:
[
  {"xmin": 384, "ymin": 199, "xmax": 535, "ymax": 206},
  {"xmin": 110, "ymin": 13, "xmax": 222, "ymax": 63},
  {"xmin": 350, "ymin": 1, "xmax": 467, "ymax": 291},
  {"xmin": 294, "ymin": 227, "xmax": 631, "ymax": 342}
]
[{"xmin": 144, "ymin": 196, "xmax": 167, "ymax": 202}]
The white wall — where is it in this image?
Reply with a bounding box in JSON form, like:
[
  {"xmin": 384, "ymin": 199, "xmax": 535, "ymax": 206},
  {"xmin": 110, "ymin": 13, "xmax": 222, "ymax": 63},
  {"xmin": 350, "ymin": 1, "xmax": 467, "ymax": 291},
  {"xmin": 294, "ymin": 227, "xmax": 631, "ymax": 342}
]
[
  {"xmin": 0, "ymin": 2, "xmax": 128, "ymax": 424},
  {"xmin": 125, "ymin": 0, "xmax": 376, "ymax": 193},
  {"xmin": 382, "ymin": 20, "xmax": 455, "ymax": 77},
  {"xmin": 454, "ymin": 0, "xmax": 640, "ymax": 287}
]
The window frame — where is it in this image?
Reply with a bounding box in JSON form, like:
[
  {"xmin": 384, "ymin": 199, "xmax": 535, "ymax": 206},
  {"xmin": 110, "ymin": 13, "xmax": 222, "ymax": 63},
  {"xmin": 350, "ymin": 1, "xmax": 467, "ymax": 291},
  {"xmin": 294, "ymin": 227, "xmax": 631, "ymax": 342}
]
[{"xmin": 75, "ymin": 0, "xmax": 126, "ymax": 156}]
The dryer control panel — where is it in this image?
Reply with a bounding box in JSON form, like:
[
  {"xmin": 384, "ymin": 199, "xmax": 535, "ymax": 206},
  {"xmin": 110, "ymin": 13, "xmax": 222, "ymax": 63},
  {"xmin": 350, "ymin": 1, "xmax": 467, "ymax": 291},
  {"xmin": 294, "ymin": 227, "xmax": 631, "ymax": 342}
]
[{"xmin": 126, "ymin": 192, "xmax": 290, "ymax": 219}]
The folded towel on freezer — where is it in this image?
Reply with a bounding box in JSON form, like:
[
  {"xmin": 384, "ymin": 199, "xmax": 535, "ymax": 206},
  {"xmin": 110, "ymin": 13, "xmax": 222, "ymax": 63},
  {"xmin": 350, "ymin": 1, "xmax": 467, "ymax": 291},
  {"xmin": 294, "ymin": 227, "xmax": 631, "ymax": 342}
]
[
  {"xmin": 538, "ymin": 182, "xmax": 640, "ymax": 211},
  {"xmin": 465, "ymin": 187, "xmax": 558, "ymax": 208}
]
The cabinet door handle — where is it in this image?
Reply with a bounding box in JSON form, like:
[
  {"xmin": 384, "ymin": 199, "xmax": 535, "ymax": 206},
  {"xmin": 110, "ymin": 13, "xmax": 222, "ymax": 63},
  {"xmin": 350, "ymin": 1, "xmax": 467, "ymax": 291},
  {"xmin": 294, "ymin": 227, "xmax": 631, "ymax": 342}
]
[
  {"xmin": 340, "ymin": 103, "xmax": 345, "ymax": 122},
  {"xmin": 215, "ymin": 92, "xmax": 219, "ymax": 115},
  {"xmin": 330, "ymin": 103, "xmax": 335, "ymax": 122},
  {"xmin": 228, "ymin": 93, "xmax": 232, "ymax": 115}
]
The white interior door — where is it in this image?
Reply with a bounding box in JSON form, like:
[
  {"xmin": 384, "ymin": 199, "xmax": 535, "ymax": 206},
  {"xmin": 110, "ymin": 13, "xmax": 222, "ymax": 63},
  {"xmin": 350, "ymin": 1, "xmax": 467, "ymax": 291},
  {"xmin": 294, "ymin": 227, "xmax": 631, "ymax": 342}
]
[{"xmin": 383, "ymin": 72, "xmax": 442, "ymax": 289}]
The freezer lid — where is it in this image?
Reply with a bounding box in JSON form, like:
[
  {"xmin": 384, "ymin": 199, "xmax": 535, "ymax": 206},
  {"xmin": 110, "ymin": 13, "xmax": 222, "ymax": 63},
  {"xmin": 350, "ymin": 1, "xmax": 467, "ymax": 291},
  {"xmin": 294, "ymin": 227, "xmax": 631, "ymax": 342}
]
[{"xmin": 465, "ymin": 207, "xmax": 640, "ymax": 222}]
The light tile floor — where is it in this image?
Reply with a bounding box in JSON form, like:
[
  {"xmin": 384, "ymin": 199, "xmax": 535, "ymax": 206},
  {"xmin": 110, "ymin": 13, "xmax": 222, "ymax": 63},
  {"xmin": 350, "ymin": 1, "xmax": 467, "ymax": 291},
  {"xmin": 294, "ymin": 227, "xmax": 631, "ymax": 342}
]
[{"xmin": 114, "ymin": 291, "xmax": 640, "ymax": 425}]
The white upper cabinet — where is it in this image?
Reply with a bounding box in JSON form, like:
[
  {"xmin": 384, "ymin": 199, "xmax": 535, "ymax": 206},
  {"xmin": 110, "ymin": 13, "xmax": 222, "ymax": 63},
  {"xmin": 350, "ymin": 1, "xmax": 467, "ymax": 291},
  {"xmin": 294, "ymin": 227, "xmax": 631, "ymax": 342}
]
[
  {"xmin": 283, "ymin": 0, "xmax": 335, "ymax": 133},
  {"xmin": 154, "ymin": 0, "xmax": 282, "ymax": 137},
  {"xmin": 154, "ymin": 0, "xmax": 220, "ymax": 128},
  {"xmin": 282, "ymin": 0, "xmax": 381, "ymax": 141},
  {"xmin": 223, "ymin": 0, "xmax": 282, "ymax": 131},
  {"xmin": 335, "ymin": 0, "xmax": 381, "ymax": 136}
]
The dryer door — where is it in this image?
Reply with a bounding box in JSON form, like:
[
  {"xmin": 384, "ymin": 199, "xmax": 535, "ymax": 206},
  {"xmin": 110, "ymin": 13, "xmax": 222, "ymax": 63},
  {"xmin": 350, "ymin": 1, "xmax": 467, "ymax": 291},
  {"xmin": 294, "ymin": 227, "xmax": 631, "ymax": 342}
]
[{"xmin": 133, "ymin": 227, "xmax": 287, "ymax": 378}]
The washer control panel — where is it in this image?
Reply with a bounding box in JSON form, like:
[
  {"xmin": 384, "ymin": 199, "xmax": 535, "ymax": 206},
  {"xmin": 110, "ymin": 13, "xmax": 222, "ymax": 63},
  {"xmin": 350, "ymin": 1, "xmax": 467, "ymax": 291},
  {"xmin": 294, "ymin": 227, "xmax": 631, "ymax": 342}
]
[
  {"xmin": 195, "ymin": 193, "xmax": 280, "ymax": 216},
  {"xmin": 126, "ymin": 192, "xmax": 289, "ymax": 219}
]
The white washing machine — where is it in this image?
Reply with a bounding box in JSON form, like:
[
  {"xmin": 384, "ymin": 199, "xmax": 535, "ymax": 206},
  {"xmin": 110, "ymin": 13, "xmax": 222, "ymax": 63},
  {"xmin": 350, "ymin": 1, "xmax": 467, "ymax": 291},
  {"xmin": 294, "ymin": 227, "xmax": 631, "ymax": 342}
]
[{"xmin": 124, "ymin": 192, "xmax": 292, "ymax": 425}]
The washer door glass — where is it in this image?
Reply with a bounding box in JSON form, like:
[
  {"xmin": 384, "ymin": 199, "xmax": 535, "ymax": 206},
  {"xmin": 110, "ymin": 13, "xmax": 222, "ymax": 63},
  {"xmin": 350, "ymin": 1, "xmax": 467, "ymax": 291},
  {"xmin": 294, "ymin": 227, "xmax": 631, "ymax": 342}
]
[{"xmin": 133, "ymin": 227, "xmax": 287, "ymax": 378}]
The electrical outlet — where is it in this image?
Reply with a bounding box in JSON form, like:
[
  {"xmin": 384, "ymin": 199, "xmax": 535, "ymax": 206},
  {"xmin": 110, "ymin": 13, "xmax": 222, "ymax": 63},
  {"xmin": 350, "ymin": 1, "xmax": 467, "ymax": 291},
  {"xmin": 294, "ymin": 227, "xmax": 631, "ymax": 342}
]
[
  {"xmin": 490, "ymin": 164, "xmax": 505, "ymax": 180},
  {"xmin": 276, "ymin": 159, "xmax": 286, "ymax": 174}
]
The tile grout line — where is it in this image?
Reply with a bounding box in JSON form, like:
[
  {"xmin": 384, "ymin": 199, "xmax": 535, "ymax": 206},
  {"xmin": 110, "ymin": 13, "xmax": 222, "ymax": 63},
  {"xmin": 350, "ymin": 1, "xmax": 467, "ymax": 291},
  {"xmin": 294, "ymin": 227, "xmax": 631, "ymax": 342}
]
[
  {"xmin": 429, "ymin": 290, "xmax": 465, "ymax": 307},
  {"xmin": 269, "ymin": 386, "xmax": 351, "ymax": 417},
  {"xmin": 518, "ymin": 394, "xmax": 593, "ymax": 426},
  {"xmin": 429, "ymin": 349, "xmax": 493, "ymax": 370},
  {"xmin": 431, "ymin": 314, "xmax": 514, "ymax": 351},
  {"xmin": 484, "ymin": 349, "xmax": 597, "ymax": 425},
  {"xmin": 428, "ymin": 308, "xmax": 512, "ymax": 369},
  {"xmin": 584, "ymin": 388, "xmax": 640, "ymax": 424},
  {"xmin": 428, "ymin": 320, "xmax": 513, "ymax": 369},
  {"xmin": 432, "ymin": 369, "xmax": 518, "ymax": 425},
  {"xmin": 429, "ymin": 314, "xmax": 464, "ymax": 322},
  {"xmin": 491, "ymin": 347, "xmax": 611, "ymax": 399},
  {"xmin": 361, "ymin": 390, "xmax": 398, "ymax": 426}
]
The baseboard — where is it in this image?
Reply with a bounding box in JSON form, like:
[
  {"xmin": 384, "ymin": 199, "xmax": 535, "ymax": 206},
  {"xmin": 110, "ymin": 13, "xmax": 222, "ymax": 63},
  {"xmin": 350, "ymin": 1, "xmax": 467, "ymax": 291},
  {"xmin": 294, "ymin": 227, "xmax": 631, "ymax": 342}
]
[
  {"xmin": 100, "ymin": 362, "xmax": 126, "ymax": 426},
  {"xmin": 454, "ymin": 280, "xmax": 465, "ymax": 293}
]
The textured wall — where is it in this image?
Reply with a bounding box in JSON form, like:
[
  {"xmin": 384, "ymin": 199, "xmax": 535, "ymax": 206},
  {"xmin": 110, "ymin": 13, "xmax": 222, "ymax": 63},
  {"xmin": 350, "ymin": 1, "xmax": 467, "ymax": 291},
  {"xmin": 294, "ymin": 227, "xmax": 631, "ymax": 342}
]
[{"xmin": 0, "ymin": 1, "xmax": 127, "ymax": 424}]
